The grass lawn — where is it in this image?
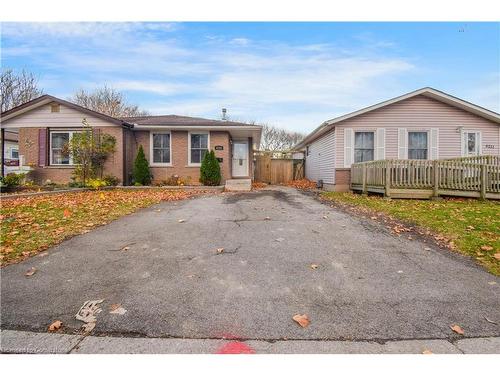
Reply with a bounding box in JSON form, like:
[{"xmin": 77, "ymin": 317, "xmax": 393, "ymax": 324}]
[
  {"xmin": 322, "ymin": 192, "xmax": 500, "ymax": 275},
  {"xmin": 1, "ymin": 189, "xmax": 206, "ymax": 265}
]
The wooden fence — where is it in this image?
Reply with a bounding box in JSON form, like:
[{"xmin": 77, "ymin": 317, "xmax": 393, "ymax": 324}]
[
  {"xmin": 254, "ymin": 153, "xmax": 304, "ymax": 184},
  {"xmin": 350, "ymin": 155, "xmax": 500, "ymax": 199}
]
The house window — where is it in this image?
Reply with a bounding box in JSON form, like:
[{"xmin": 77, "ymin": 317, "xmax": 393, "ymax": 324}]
[
  {"xmin": 50, "ymin": 132, "xmax": 71, "ymax": 165},
  {"xmin": 463, "ymin": 131, "xmax": 480, "ymax": 156},
  {"xmin": 189, "ymin": 133, "xmax": 209, "ymax": 164},
  {"xmin": 354, "ymin": 132, "xmax": 374, "ymax": 163},
  {"xmin": 408, "ymin": 132, "xmax": 428, "ymax": 159},
  {"xmin": 11, "ymin": 148, "xmax": 19, "ymax": 159},
  {"xmin": 151, "ymin": 133, "xmax": 171, "ymax": 164},
  {"xmin": 50, "ymin": 131, "xmax": 81, "ymax": 165}
]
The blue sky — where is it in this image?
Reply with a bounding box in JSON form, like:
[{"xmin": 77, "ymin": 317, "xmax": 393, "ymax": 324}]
[{"xmin": 1, "ymin": 22, "xmax": 499, "ymax": 132}]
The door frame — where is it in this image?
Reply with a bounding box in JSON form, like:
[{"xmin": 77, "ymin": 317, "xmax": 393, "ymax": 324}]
[{"xmin": 232, "ymin": 139, "xmax": 249, "ymax": 177}]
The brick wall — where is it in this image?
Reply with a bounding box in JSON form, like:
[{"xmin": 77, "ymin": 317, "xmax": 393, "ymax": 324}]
[
  {"xmin": 18, "ymin": 127, "xmax": 125, "ymax": 185},
  {"xmin": 133, "ymin": 130, "xmax": 231, "ymax": 185},
  {"xmin": 334, "ymin": 168, "xmax": 351, "ymax": 192}
]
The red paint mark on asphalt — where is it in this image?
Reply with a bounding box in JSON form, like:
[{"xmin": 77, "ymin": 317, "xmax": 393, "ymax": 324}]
[{"xmin": 216, "ymin": 341, "xmax": 255, "ymax": 354}]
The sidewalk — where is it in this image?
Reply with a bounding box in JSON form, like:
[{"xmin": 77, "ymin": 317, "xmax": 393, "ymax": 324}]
[{"xmin": 1, "ymin": 330, "xmax": 499, "ymax": 354}]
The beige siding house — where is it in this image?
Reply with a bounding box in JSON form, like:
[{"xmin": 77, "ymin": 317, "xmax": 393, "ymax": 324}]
[
  {"xmin": 295, "ymin": 88, "xmax": 500, "ymax": 191},
  {"xmin": 0, "ymin": 95, "xmax": 261, "ymax": 185}
]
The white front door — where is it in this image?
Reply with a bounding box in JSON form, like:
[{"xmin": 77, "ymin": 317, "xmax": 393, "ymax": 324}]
[
  {"xmin": 463, "ymin": 131, "xmax": 481, "ymax": 156},
  {"xmin": 232, "ymin": 141, "xmax": 249, "ymax": 177}
]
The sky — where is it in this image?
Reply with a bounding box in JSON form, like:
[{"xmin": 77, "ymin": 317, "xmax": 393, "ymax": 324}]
[{"xmin": 1, "ymin": 22, "xmax": 499, "ymax": 133}]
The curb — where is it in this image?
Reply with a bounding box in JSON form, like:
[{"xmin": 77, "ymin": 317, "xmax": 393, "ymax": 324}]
[{"xmin": 1, "ymin": 330, "xmax": 499, "ymax": 354}]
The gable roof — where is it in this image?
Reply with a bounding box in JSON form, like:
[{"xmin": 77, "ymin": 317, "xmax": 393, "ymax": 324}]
[
  {"xmin": 1, "ymin": 94, "xmax": 134, "ymax": 127},
  {"xmin": 294, "ymin": 87, "xmax": 500, "ymax": 150},
  {"xmin": 120, "ymin": 114, "xmax": 259, "ymax": 127}
]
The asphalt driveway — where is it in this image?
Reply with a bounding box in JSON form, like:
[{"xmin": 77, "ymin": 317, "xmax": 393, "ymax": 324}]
[{"xmin": 1, "ymin": 187, "xmax": 499, "ymax": 341}]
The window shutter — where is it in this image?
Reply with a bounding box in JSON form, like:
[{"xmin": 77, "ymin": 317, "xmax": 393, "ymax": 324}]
[
  {"xmin": 460, "ymin": 129, "xmax": 466, "ymax": 156},
  {"xmin": 397, "ymin": 128, "xmax": 407, "ymax": 159},
  {"xmin": 430, "ymin": 128, "xmax": 439, "ymax": 160},
  {"xmin": 38, "ymin": 128, "xmax": 48, "ymax": 166},
  {"xmin": 477, "ymin": 131, "xmax": 482, "ymax": 155},
  {"xmin": 375, "ymin": 128, "xmax": 386, "ymax": 160},
  {"xmin": 344, "ymin": 128, "xmax": 354, "ymax": 167}
]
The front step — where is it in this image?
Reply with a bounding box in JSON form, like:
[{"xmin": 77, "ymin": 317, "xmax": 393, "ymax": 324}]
[{"xmin": 225, "ymin": 179, "xmax": 252, "ymax": 192}]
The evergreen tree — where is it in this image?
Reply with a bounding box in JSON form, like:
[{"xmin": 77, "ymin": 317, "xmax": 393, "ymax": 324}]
[
  {"xmin": 133, "ymin": 145, "xmax": 151, "ymax": 185},
  {"xmin": 199, "ymin": 150, "xmax": 221, "ymax": 186}
]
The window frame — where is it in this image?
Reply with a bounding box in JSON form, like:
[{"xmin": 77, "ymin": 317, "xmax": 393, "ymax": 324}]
[
  {"xmin": 407, "ymin": 131, "xmax": 429, "ymax": 160},
  {"xmin": 10, "ymin": 147, "xmax": 19, "ymax": 159},
  {"xmin": 49, "ymin": 130, "xmax": 80, "ymax": 166},
  {"xmin": 150, "ymin": 131, "xmax": 172, "ymax": 166},
  {"xmin": 353, "ymin": 131, "xmax": 375, "ymax": 163},
  {"xmin": 188, "ymin": 131, "xmax": 210, "ymax": 166}
]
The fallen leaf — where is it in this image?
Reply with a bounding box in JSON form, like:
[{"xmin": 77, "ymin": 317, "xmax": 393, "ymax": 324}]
[
  {"xmin": 450, "ymin": 324, "xmax": 464, "ymax": 335},
  {"xmin": 275, "ymin": 238, "xmax": 285, "ymax": 242},
  {"xmin": 82, "ymin": 322, "xmax": 96, "ymax": 333},
  {"xmin": 48, "ymin": 320, "xmax": 63, "ymax": 332},
  {"xmin": 422, "ymin": 349, "xmax": 433, "ymax": 354},
  {"xmin": 488, "ymin": 281, "xmax": 497, "ymax": 285},
  {"xmin": 178, "ymin": 219, "xmax": 185, "ymax": 223},
  {"xmin": 216, "ymin": 248, "xmax": 224, "ymax": 254},
  {"xmin": 63, "ymin": 209, "xmax": 71, "ymax": 218},
  {"xmin": 292, "ymin": 314, "xmax": 310, "ymax": 328},
  {"xmin": 264, "ymin": 216, "xmax": 271, "ymax": 220},
  {"xmin": 25, "ymin": 267, "xmax": 37, "ymax": 277},
  {"xmin": 121, "ymin": 246, "xmax": 130, "ymax": 251},
  {"xmin": 109, "ymin": 304, "xmax": 127, "ymax": 315},
  {"xmin": 480, "ymin": 245, "xmax": 493, "ymax": 251},
  {"xmin": 323, "ymin": 215, "xmax": 328, "ymax": 219},
  {"xmin": 310, "ymin": 264, "xmax": 319, "ymax": 270},
  {"xmin": 155, "ymin": 209, "xmax": 161, "ymax": 212},
  {"xmin": 424, "ymin": 247, "xmax": 431, "ymax": 251},
  {"xmin": 493, "ymin": 253, "xmax": 500, "ymax": 260}
]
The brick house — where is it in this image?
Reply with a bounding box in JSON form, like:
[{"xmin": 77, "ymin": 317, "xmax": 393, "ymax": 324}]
[{"xmin": 0, "ymin": 95, "xmax": 262, "ymax": 186}]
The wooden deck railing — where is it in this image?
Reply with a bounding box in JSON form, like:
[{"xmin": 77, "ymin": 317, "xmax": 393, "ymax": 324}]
[{"xmin": 350, "ymin": 156, "xmax": 500, "ymax": 199}]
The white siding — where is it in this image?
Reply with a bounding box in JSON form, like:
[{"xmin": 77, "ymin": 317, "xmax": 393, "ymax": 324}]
[{"xmin": 305, "ymin": 129, "xmax": 335, "ymax": 184}]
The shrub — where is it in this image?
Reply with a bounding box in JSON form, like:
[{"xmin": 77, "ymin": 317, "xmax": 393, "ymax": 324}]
[
  {"xmin": 86, "ymin": 178, "xmax": 108, "ymax": 190},
  {"xmin": 199, "ymin": 150, "xmax": 221, "ymax": 186},
  {"xmin": 133, "ymin": 145, "xmax": 151, "ymax": 185},
  {"xmin": 0, "ymin": 173, "xmax": 26, "ymax": 187},
  {"xmin": 103, "ymin": 175, "xmax": 120, "ymax": 186}
]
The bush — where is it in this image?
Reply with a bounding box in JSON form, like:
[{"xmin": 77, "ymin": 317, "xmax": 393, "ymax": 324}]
[
  {"xmin": 199, "ymin": 150, "xmax": 221, "ymax": 186},
  {"xmin": 133, "ymin": 145, "xmax": 151, "ymax": 186},
  {"xmin": 0, "ymin": 173, "xmax": 26, "ymax": 187},
  {"xmin": 86, "ymin": 178, "xmax": 108, "ymax": 189},
  {"xmin": 103, "ymin": 175, "xmax": 120, "ymax": 186}
]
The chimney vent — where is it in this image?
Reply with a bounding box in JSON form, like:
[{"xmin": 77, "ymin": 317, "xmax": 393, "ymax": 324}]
[{"xmin": 221, "ymin": 108, "xmax": 227, "ymax": 120}]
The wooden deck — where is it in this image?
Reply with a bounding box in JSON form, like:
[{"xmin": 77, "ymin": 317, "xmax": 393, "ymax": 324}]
[{"xmin": 350, "ymin": 155, "xmax": 500, "ymax": 200}]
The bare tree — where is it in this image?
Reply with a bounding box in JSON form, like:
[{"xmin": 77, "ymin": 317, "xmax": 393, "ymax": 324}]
[
  {"xmin": 260, "ymin": 124, "xmax": 305, "ymax": 151},
  {"xmin": 1, "ymin": 69, "xmax": 44, "ymax": 112},
  {"xmin": 70, "ymin": 86, "xmax": 149, "ymax": 117}
]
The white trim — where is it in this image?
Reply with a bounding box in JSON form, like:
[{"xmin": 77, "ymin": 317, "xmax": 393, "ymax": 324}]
[
  {"xmin": 188, "ymin": 131, "xmax": 210, "ymax": 166},
  {"xmin": 149, "ymin": 131, "xmax": 172, "ymax": 167},
  {"xmin": 343, "ymin": 128, "xmax": 354, "ymax": 167},
  {"xmin": 461, "ymin": 130, "xmax": 482, "ymax": 156},
  {"xmin": 49, "ymin": 130, "xmax": 81, "ymax": 166}
]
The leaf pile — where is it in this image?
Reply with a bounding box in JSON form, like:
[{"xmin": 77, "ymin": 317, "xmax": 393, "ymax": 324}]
[
  {"xmin": 251, "ymin": 182, "xmax": 268, "ymax": 190},
  {"xmin": 286, "ymin": 179, "xmax": 316, "ymax": 190},
  {"xmin": 1, "ymin": 189, "xmax": 209, "ymax": 265},
  {"xmin": 321, "ymin": 192, "xmax": 500, "ymax": 275}
]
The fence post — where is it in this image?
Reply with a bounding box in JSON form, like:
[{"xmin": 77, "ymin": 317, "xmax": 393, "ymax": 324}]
[
  {"xmin": 480, "ymin": 164, "xmax": 487, "ymax": 200},
  {"xmin": 362, "ymin": 163, "xmax": 367, "ymax": 195},
  {"xmin": 384, "ymin": 160, "xmax": 391, "ymax": 198},
  {"xmin": 432, "ymin": 160, "xmax": 439, "ymax": 199}
]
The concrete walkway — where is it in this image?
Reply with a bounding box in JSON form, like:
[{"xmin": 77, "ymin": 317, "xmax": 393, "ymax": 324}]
[{"xmin": 1, "ymin": 330, "xmax": 499, "ymax": 354}]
